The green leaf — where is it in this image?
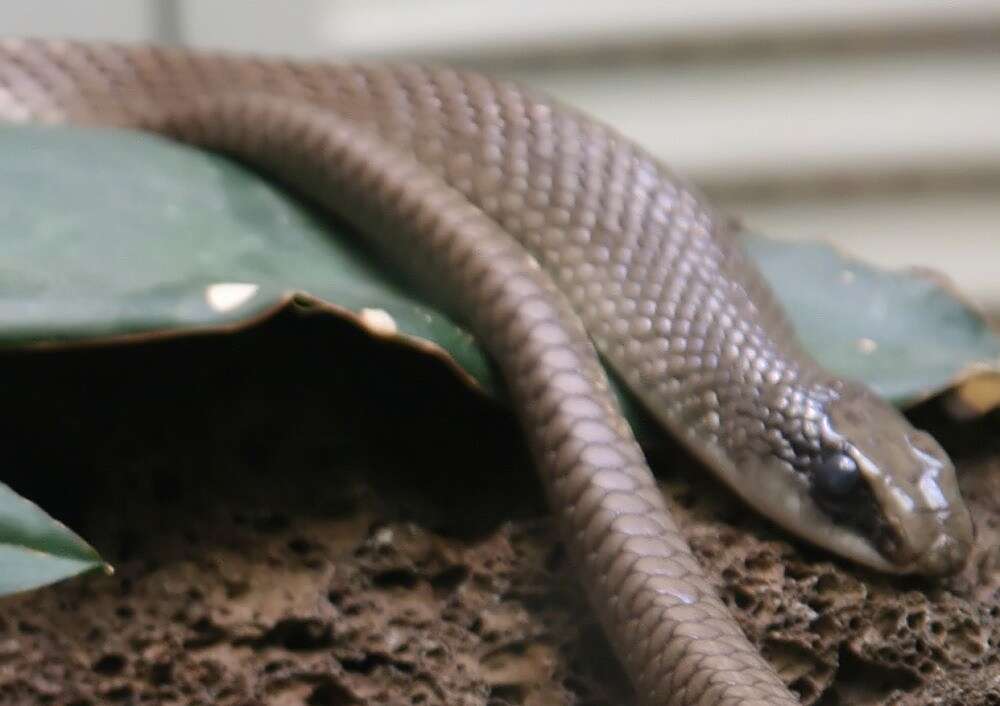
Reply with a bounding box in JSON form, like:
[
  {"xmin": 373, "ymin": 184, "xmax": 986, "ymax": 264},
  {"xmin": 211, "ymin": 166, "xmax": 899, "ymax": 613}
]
[
  {"xmin": 743, "ymin": 234, "xmax": 1000, "ymax": 405},
  {"xmin": 0, "ymin": 482, "xmax": 107, "ymax": 596},
  {"xmin": 0, "ymin": 124, "xmax": 496, "ymax": 391}
]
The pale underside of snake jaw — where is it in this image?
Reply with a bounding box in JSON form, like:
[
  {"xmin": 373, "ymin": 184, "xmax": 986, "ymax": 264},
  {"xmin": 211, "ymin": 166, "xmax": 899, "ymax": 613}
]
[{"xmin": 0, "ymin": 38, "xmax": 975, "ymax": 706}]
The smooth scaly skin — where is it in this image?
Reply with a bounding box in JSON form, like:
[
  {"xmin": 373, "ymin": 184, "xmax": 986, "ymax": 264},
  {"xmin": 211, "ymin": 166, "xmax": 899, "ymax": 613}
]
[{"xmin": 0, "ymin": 39, "xmax": 975, "ymax": 705}]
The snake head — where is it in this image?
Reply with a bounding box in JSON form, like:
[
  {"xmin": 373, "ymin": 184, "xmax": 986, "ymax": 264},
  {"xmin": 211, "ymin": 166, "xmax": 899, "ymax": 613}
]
[
  {"xmin": 719, "ymin": 378, "xmax": 974, "ymax": 576},
  {"xmin": 805, "ymin": 382, "xmax": 974, "ymax": 576}
]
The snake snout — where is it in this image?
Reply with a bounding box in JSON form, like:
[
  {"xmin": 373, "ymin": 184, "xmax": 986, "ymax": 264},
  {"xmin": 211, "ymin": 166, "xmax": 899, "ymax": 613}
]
[
  {"xmin": 916, "ymin": 531, "xmax": 973, "ymax": 576},
  {"xmin": 908, "ymin": 498, "xmax": 975, "ymax": 576}
]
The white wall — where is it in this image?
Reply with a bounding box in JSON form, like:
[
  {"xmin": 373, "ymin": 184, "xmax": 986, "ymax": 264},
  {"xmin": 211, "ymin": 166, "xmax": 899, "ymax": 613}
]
[{"xmin": 0, "ymin": 1, "xmax": 155, "ymax": 41}]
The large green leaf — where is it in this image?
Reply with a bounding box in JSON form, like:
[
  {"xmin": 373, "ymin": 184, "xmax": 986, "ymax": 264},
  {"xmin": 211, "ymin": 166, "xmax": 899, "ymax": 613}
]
[
  {"xmin": 2, "ymin": 124, "xmax": 998, "ymax": 595},
  {"xmin": 0, "ymin": 482, "xmax": 107, "ymax": 595},
  {"xmin": 0, "ymin": 125, "xmax": 495, "ymax": 390},
  {"xmin": 743, "ymin": 234, "xmax": 1000, "ymax": 405}
]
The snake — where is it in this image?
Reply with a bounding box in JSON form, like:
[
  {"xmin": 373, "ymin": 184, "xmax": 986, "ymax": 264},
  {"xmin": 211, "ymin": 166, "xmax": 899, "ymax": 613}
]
[{"xmin": 0, "ymin": 39, "xmax": 975, "ymax": 706}]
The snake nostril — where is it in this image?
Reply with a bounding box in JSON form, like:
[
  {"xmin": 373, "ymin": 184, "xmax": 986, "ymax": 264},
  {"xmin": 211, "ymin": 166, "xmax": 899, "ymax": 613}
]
[{"xmin": 921, "ymin": 534, "xmax": 971, "ymax": 576}]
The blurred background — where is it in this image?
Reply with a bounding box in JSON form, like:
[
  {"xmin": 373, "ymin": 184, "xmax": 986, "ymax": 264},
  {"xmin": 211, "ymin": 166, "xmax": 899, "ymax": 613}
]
[{"xmin": 4, "ymin": 1, "xmax": 999, "ymax": 308}]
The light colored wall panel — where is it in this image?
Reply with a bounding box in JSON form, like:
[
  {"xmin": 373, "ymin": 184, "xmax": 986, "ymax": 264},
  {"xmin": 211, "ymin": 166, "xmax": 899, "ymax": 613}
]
[
  {"xmin": 0, "ymin": 1, "xmax": 155, "ymax": 42},
  {"xmin": 180, "ymin": 1, "xmax": 1000, "ymax": 59},
  {"xmin": 179, "ymin": 1, "xmax": 337, "ymax": 57},
  {"xmin": 172, "ymin": 5, "xmax": 1000, "ymax": 195},
  {"xmin": 322, "ymin": 0, "xmax": 1000, "ymax": 58},
  {"xmin": 502, "ymin": 50, "xmax": 1000, "ymax": 188}
]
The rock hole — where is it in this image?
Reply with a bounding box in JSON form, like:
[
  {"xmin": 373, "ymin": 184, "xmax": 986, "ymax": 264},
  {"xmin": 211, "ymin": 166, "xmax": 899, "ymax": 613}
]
[
  {"xmin": 373, "ymin": 569, "xmax": 420, "ymax": 589},
  {"xmin": 341, "ymin": 652, "xmax": 414, "ymax": 675},
  {"xmin": 814, "ymin": 573, "xmax": 840, "ymax": 595},
  {"xmin": 732, "ymin": 588, "xmax": 755, "ymax": 611},
  {"xmin": 430, "ymin": 565, "xmax": 469, "ymax": 594},
  {"xmin": 17, "ymin": 621, "xmax": 39, "ymax": 634},
  {"xmin": 264, "ymin": 618, "xmax": 333, "ymax": 650},
  {"xmin": 308, "ymin": 678, "xmax": 358, "ymax": 705},
  {"xmin": 744, "ymin": 552, "xmax": 775, "ymax": 573},
  {"xmin": 906, "ymin": 611, "xmax": 926, "ymax": 630},
  {"xmin": 789, "ymin": 676, "xmax": 815, "ymax": 702},
  {"xmin": 149, "ymin": 660, "xmax": 173, "ymax": 685},
  {"xmin": 104, "ymin": 685, "xmax": 133, "ymax": 701},
  {"xmin": 488, "ymin": 684, "xmax": 526, "ymax": 703},
  {"xmin": 92, "ymin": 653, "xmax": 126, "ymax": 676}
]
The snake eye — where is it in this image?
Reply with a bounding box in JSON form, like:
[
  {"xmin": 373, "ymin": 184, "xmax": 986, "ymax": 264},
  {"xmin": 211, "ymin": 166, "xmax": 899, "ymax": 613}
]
[{"xmin": 814, "ymin": 453, "xmax": 859, "ymax": 497}]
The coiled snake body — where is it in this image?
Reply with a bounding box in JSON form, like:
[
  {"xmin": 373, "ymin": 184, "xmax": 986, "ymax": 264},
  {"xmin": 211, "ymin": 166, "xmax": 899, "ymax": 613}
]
[{"xmin": 0, "ymin": 39, "xmax": 974, "ymax": 706}]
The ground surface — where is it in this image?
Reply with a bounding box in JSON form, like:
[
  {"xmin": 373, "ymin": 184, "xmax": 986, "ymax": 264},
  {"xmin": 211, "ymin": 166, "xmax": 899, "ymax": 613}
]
[{"xmin": 1, "ymin": 311, "xmax": 999, "ymax": 706}]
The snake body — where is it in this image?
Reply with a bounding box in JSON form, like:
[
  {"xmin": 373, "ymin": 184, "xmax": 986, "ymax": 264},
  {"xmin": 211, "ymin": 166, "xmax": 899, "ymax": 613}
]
[{"xmin": 0, "ymin": 40, "xmax": 974, "ymax": 706}]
